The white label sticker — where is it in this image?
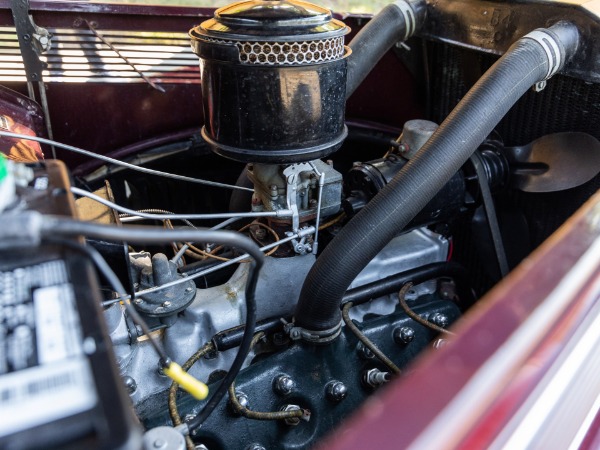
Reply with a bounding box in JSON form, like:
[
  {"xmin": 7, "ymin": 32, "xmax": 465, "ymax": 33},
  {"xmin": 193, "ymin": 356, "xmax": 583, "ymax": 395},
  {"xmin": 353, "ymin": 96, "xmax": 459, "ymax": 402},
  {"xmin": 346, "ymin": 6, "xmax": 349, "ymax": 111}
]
[
  {"xmin": 0, "ymin": 358, "xmax": 97, "ymax": 436},
  {"xmin": 34, "ymin": 284, "xmax": 83, "ymax": 364}
]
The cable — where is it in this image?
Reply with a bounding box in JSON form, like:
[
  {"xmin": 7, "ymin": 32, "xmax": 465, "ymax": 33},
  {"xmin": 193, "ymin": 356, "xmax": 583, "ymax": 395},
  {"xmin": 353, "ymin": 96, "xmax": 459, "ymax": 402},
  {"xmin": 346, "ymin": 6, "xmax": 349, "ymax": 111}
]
[
  {"xmin": 184, "ymin": 259, "xmax": 261, "ymax": 431},
  {"xmin": 227, "ymin": 332, "xmax": 310, "ymax": 422},
  {"xmin": 171, "ymin": 221, "xmax": 280, "ymax": 265},
  {"xmin": 318, "ymin": 212, "xmax": 346, "ymax": 231},
  {"xmin": 168, "ymin": 217, "xmax": 244, "ymax": 265},
  {"xmin": 398, "ymin": 283, "xmax": 455, "ymax": 336},
  {"xmin": 99, "ymin": 227, "xmax": 314, "ymax": 307},
  {"xmin": 71, "ymin": 187, "xmax": 286, "ymax": 221},
  {"xmin": 168, "ymin": 341, "xmax": 215, "ymax": 450},
  {"xmin": 40, "ymin": 219, "xmax": 265, "ymax": 415},
  {"xmin": 44, "ymin": 236, "xmax": 170, "ymax": 362},
  {"xmin": 0, "ymin": 130, "xmax": 252, "ymax": 192},
  {"xmin": 119, "ymin": 209, "xmax": 196, "ymax": 228},
  {"xmin": 341, "ymin": 302, "xmax": 401, "ymax": 374}
]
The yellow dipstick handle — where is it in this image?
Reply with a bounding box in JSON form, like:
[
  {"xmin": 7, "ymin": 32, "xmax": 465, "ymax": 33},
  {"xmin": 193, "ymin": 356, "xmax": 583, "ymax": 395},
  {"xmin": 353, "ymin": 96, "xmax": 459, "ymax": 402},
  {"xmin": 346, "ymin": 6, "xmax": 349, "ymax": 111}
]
[{"xmin": 164, "ymin": 362, "xmax": 209, "ymax": 400}]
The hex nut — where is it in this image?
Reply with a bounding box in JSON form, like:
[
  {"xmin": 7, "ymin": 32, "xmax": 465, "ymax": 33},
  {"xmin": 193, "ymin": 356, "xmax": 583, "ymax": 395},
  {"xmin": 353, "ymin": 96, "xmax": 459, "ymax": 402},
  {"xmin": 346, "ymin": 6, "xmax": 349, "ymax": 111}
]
[
  {"xmin": 393, "ymin": 326, "xmax": 415, "ymax": 345},
  {"xmin": 325, "ymin": 380, "xmax": 348, "ymax": 402},
  {"xmin": 273, "ymin": 374, "xmax": 295, "ymax": 396}
]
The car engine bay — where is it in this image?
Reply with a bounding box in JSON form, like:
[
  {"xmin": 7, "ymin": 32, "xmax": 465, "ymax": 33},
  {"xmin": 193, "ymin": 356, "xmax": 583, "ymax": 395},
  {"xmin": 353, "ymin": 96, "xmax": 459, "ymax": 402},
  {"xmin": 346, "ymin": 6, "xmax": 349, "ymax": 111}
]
[{"xmin": 1, "ymin": 0, "xmax": 600, "ymax": 448}]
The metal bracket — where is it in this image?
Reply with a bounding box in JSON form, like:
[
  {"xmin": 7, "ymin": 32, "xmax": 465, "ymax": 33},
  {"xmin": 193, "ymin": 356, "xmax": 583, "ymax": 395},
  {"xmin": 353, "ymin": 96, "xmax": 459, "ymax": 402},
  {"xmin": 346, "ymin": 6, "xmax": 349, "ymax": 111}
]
[
  {"xmin": 283, "ymin": 162, "xmax": 313, "ymax": 233},
  {"xmin": 10, "ymin": 0, "xmax": 56, "ymax": 158},
  {"xmin": 285, "ymin": 232, "xmax": 312, "ymax": 255},
  {"xmin": 10, "ymin": 0, "xmax": 49, "ymax": 82}
]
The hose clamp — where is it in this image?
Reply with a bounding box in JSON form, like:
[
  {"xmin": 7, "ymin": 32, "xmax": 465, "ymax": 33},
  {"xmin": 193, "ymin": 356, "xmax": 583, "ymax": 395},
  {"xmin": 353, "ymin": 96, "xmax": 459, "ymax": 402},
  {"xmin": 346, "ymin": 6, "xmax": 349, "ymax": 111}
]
[
  {"xmin": 394, "ymin": 0, "xmax": 417, "ymax": 41},
  {"xmin": 522, "ymin": 29, "xmax": 563, "ymax": 80},
  {"xmin": 283, "ymin": 319, "xmax": 342, "ymax": 343}
]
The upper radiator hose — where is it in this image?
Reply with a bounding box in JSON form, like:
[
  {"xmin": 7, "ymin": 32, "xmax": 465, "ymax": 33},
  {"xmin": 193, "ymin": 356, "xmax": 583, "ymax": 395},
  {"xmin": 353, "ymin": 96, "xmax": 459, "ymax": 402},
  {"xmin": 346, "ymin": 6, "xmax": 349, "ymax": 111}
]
[
  {"xmin": 294, "ymin": 22, "xmax": 580, "ymax": 338},
  {"xmin": 346, "ymin": 0, "xmax": 426, "ymax": 99}
]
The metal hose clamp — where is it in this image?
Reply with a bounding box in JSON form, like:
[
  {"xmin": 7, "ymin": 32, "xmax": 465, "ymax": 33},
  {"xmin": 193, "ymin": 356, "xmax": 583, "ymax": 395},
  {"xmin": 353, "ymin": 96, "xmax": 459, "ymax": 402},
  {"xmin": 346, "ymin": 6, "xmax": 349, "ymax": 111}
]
[
  {"xmin": 394, "ymin": 0, "xmax": 417, "ymax": 41},
  {"xmin": 283, "ymin": 319, "xmax": 342, "ymax": 343},
  {"xmin": 522, "ymin": 29, "xmax": 563, "ymax": 80}
]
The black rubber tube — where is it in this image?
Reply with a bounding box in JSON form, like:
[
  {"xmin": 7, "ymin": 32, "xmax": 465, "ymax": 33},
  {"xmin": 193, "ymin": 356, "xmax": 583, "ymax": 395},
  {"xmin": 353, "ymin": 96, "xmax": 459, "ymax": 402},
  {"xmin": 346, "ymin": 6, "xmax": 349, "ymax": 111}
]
[
  {"xmin": 346, "ymin": 0, "xmax": 426, "ymax": 99},
  {"xmin": 296, "ymin": 22, "xmax": 580, "ymax": 333},
  {"xmin": 341, "ymin": 262, "xmax": 473, "ymax": 307}
]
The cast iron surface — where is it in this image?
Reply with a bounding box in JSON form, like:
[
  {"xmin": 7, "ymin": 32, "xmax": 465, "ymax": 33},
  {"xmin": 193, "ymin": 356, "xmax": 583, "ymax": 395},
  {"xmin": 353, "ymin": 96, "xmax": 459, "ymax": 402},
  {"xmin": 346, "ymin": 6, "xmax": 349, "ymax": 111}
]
[{"xmin": 144, "ymin": 297, "xmax": 460, "ymax": 449}]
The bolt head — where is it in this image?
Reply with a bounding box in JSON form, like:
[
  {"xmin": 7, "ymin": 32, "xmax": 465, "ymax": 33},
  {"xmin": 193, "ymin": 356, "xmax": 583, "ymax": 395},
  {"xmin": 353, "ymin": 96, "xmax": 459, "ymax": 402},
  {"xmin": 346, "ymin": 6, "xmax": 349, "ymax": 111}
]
[
  {"xmin": 429, "ymin": 313, "xmax": 449, "ymax": 328},
  {"xmin": 246, "ymin": 445, "xmax": 266, "ymax": 450},
  {"xmin": 162, "ymin": 301, "xmax": 171, "ymax": 308},
  {"xmin": 123, "ymin": 375, "xmax": 137, "ymax": 395},
  {"xmin": 273, "ymin": 375, "xmax": 295, "ymax": 396},
  {"xmin": 326, "ymin": 381, "xmax": 347, "ymax": 402},
  {"xmin": 134, "ymin": 298, "xmax": 142, "ymax": 304},
  {"xmin": 235, "ymin": 391, "xmax": 249, "ymax": 409},
  {"xmin": 357, "ymin": 342, "xmax": 375, "ymax": 360},
  {"xmin": 393, "ymin": 326, "xmax": 415, "ymax": 345}
]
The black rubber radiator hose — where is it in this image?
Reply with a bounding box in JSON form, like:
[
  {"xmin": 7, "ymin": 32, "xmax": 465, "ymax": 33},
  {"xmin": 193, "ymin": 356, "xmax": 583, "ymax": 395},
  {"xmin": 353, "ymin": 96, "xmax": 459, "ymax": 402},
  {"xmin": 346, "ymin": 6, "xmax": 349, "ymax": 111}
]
[
  {"xmin": 346, "ymin": 0, "xmax": 426, "ymax": 99},
  {"xmin": 295, "ymin": 22, "xmax": 580, "ymax": 336}
]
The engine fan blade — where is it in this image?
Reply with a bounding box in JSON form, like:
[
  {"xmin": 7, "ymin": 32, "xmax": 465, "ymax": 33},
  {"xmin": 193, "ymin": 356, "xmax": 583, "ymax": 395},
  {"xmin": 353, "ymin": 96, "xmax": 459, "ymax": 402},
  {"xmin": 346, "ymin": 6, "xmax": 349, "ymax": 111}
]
[{"xmin": 505, "ymin": 132, "xmax": 600, "ymax": 192}]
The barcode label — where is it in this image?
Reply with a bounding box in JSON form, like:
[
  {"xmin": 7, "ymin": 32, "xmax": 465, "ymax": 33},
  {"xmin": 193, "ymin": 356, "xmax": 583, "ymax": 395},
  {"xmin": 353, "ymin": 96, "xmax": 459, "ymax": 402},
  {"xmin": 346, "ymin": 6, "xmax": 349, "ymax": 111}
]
[
  {"xmin": 0, "ymin": 262, "xmax": 97, "ymax": 437},
  {"xmin": 0, "ymin": 358, "xmax": 97, "ymax": 436}
]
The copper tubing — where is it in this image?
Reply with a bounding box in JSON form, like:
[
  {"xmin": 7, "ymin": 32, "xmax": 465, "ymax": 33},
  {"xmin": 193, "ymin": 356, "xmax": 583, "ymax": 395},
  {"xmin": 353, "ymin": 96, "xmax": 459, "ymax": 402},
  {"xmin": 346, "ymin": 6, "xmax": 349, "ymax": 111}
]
[
  {"xmin": 398, "ymin": 283, "xmax": 455, "ymax": 336},
  {"xmin": 342, "ymin": 302, "xmax": 401, "ymax": 374}
]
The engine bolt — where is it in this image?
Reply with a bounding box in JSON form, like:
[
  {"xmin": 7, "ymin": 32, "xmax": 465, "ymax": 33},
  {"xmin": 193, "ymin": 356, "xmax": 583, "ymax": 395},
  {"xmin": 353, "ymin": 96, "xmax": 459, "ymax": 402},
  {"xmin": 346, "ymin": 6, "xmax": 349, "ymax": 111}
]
[
  {"xmin": 429, "ymin": 313, "xmax": 449, "ymax": 328},
  {"xmin": 357, "ymin": 342, "xmax": 375, "ymax": 360},
  {"xmin": 325, "ymin": 381, "xmax": 348, "ymax": 402},
  {"xmin": 254, "ymin": 228, "xmax": 266, "ymax": 239},
  {"xmin": 393, "ymin": 326, "xmax": 415, "ymax": 345},
  {"xmin": 246, "ymin": 445, "xmax": 266, "ymax": 450},
  {"xmin": 229, "ymin": 390, "xmax": 249, "ymax": 416},
  {"xmin": 273, "ymin": 374, "xmax": 295, "ymax": 396},
  {"xmin": 122, "ymin": 375, "xmax": 137, "ymax": 395},
  {"xmin": 162, "ymin": 301, "xmax": 171, "ymax": 308},
  {"xmin": 281, "ymin": 404, "xmax": 302, "ymax": 426}
]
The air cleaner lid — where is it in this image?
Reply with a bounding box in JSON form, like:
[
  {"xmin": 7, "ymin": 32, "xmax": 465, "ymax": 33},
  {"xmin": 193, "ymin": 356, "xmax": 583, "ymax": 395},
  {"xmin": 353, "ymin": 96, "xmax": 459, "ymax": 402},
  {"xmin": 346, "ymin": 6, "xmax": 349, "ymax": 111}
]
[{"xmin": 191, "ymin": 0, "xmax": 349, "ymax": 41}]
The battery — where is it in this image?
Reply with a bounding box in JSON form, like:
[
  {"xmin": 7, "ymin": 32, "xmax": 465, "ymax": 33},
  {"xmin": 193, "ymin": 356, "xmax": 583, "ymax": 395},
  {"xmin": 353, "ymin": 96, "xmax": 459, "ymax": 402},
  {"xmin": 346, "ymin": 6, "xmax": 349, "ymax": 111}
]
[{"xmin": 0, "ymin": 160, "xmax": 140, "ymax": 450}]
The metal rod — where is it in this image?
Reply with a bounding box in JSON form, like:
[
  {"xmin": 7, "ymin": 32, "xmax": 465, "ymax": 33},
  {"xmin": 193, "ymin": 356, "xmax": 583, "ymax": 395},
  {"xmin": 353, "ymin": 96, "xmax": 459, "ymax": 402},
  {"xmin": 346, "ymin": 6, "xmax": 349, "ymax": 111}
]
[
  {"xmin": 37, "ymin": 81, "xmax": 57, "ymax": 159},
  {"xmin": 71, "ymin": 186, "xmax": 288, "ymax": 221},
  {"xmin": 0, "ymin": 130, "xmax": 253, "ymax": 192}
]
